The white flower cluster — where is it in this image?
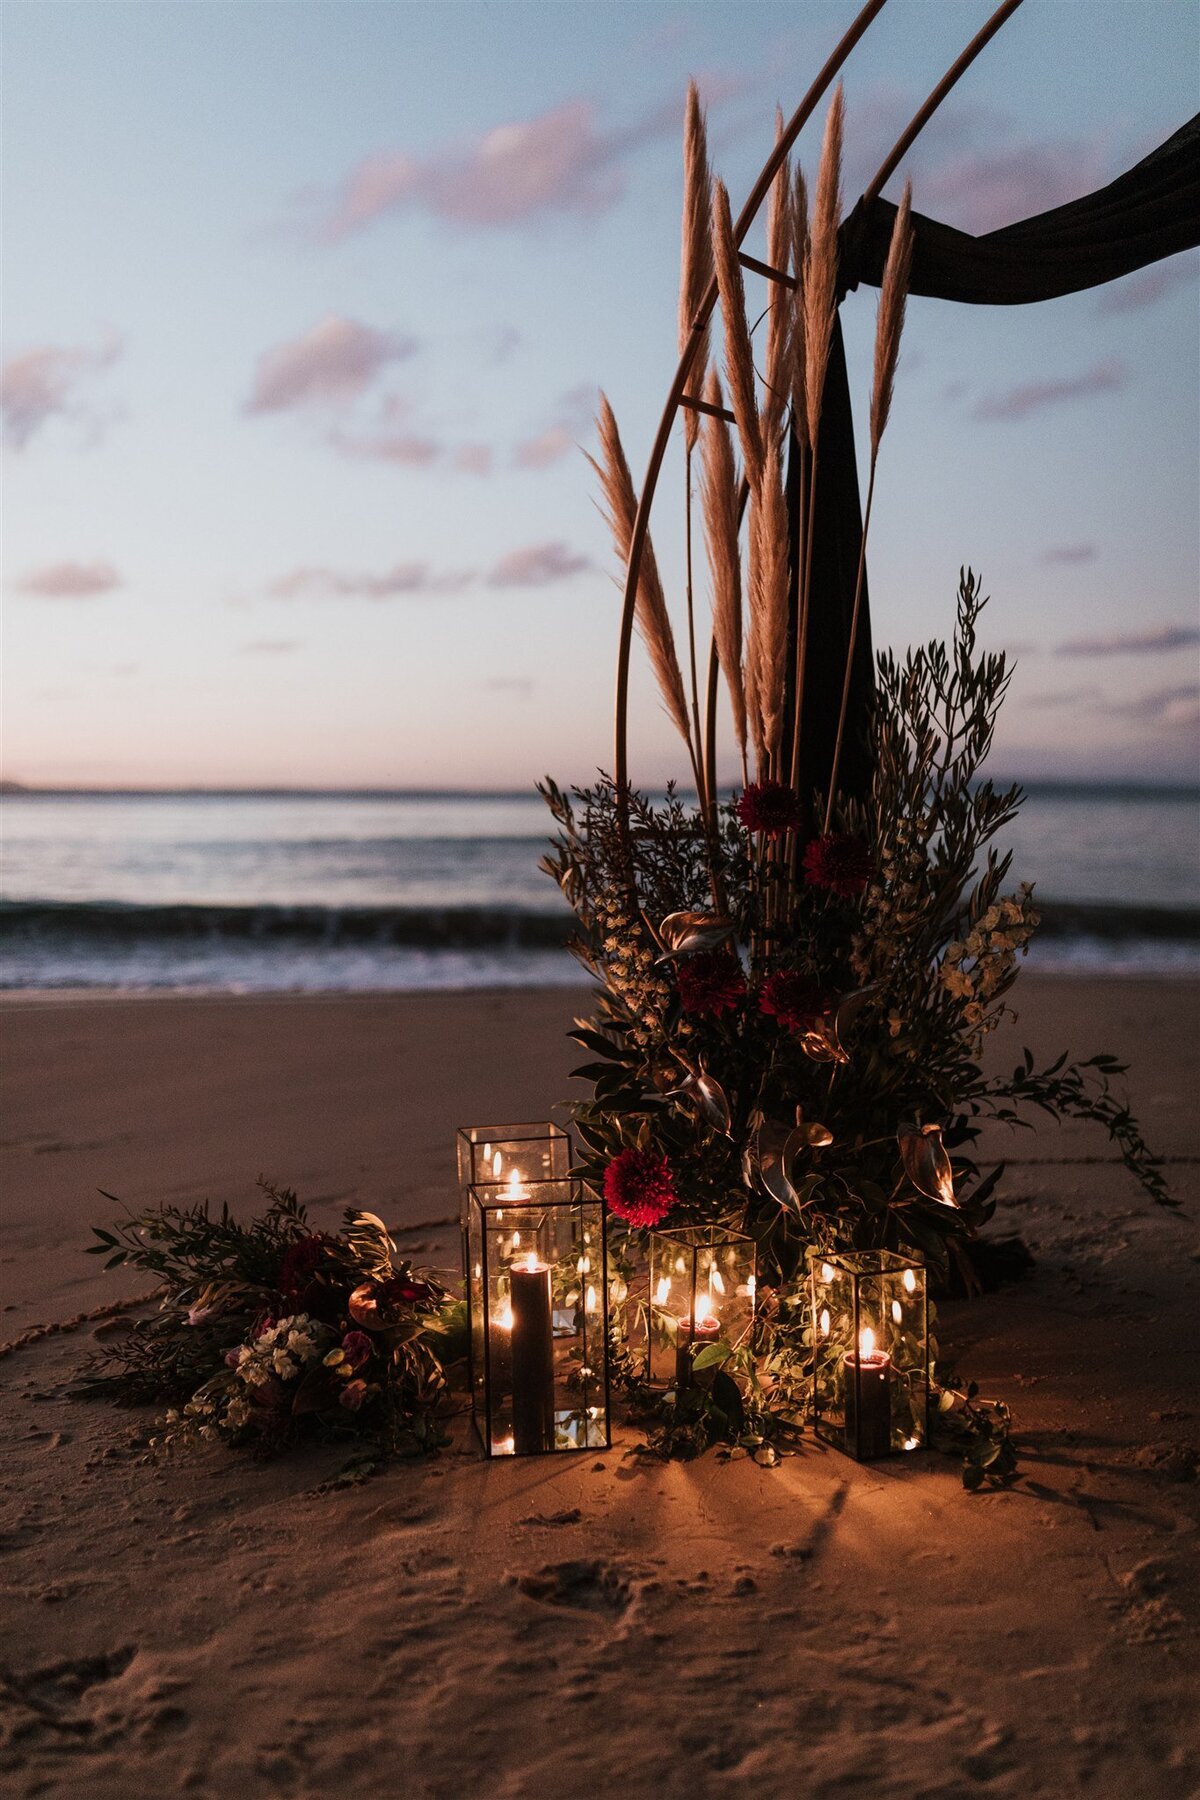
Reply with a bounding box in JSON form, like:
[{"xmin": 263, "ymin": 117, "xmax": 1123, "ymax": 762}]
[{"xmin": 233, "ymin": 1313, "xmax": 333, "ymax": 1389}]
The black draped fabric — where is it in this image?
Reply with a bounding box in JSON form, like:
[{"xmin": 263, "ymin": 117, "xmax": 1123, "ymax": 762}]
[{"xmin": 794, "ymin": 114, "xmax": 1200, "ymax": 806}]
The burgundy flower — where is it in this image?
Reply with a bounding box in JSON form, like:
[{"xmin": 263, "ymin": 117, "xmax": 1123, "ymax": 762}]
[
  {"xmin": 278, "ymin": 1235, "xmax": 333, "ymax": 1305},
  {"xmin": 340, "ymin": 1330, "xmax": 372, "ymax": 1371},
  {"xmin": 759, "ymin": 972, "xmax": 833, "ymax": 1035},
  {"xmin": 802, "ymin": 833, "xmax": 873, "ymax": 897},
  {"xmin": 377, "ymin": 1274, "xmax": 437, "ymax": 1309},
  {"xmin": 603, "ymin": 1148, "xmax": 676, "ymax": 1229},
  {"xmin": 339, "ymin": 1378, "xmax": 369, "ymax": 1413},
  {"xmin": 736, "ymin": 781, "xmax": 803, "ymax": 836},
  {"xmin": 676, "ymin": 950, "xmax": 746, "ymax": 1019}
]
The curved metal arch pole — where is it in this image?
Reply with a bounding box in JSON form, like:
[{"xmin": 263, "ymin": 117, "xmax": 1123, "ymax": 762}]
[
  {"xmin": 861, "ymin": 0, "xmax": 1027, "ymax": 207},
  {"xmin": 612, "ymin": 0, "xmax": 891, "ymax": 815}
]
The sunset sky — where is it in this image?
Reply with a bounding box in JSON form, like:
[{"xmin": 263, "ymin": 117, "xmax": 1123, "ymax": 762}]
[{"xmin": 4, "ymin": 0, "xmax": 1198, "ymax": 790}]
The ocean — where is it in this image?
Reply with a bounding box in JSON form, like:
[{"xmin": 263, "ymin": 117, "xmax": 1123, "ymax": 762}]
[{"xmin": 2, "ymin": 786, "xmax": 1197, "ymax": 991}]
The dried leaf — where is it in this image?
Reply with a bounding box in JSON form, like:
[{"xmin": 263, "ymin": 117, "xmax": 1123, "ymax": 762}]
[
  {"xmin": 657, "ymin": 910, "xmax": 735, "ymax": 958},
  {"xmin": 665, "ymin": 1071, "xmax": 733, "ymax": 1137},
  {"xmin": 898, "ymin": 1123, "xmax": 958, "ymax": 1208}
]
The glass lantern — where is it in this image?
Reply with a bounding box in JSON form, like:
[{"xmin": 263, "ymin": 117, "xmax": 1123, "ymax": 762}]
[
  {"xmin": 465, "ymin": 1177, "xmax": 610, "ymax": 1458},
  {"xmin": 644, "ymin": 1224, "xmax": 756, "ymax": 1390},
  {"xmin": 809, "ymin": 1249, "xmax": 930, "ymax": 1460},
  {"xmin": 456, "ymin": 1122, "xmax": 571, "ymax": 1225}
]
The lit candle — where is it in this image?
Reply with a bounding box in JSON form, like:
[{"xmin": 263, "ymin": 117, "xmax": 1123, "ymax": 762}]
[
  {"xmin": 508, "ymin": 1252, "xmax": 556, "ymax": 1454},
  {"xmin": 675, "ymin": 1293, "xmax": 720, "ymax": 1390},
  {"xmin": 844, "ymin": 1325, "xmax": 892, "ymax": 1460}
]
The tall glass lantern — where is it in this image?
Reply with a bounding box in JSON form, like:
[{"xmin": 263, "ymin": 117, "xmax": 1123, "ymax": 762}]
[
  {"xmin": 809, "ymin": 1249, "xmax": 930, "ymax": 1460},
  {"xmin": 644, "ymin": 1224, "xmax": 756, "ymax": 1390},
  {"xmin": 465, "ymin": 1176, "xmax": 610, "ymax": 1458}
]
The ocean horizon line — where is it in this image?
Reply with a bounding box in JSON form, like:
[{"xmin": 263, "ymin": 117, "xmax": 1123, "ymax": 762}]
[{"xmin": 5, "ymin": 778, "xmax": 1200, "ymax": 802}]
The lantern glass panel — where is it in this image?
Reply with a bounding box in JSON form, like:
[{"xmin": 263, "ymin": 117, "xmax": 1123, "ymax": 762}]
[
  {"xmin": 809, "ymin": 1249, "xmax": 929, "ymax": 1459},
  {"xmin": 456, "ymin": 1122, "xmax": 571, "ymax": 1218},
  {"xmin": 467, "ymin": 1178, "xmax": 609, "ymax": 1458},
  {"xmin": 645, "ymin": 1224, "xmax": 755, "ymax": 1388}
]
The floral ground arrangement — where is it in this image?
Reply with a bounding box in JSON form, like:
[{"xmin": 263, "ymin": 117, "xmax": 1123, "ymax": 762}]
[
  {"xmin": 82, "ymin": 1184, "xmax": 455, "ymax": 1475},
  {"xmin": 82, "ymin": 79, "xmax": 1171, "ymax": 1493}
]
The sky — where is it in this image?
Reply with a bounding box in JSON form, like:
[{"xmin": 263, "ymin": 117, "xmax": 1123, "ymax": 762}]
[{"xmin": 3, "ymin": 0, "xmax": 1198, "ymax": 790}]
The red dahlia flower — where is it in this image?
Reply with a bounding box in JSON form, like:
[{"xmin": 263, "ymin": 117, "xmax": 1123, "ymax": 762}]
[
  {"xmin": 377, "ymin": 1273, "xmax": 437, "ymax": 1309},
  {"xmin": 802, "ymin": 833, "xmax": 873, "ymax": 896},
  {"xmin": 736, "ymin": 781, "xmax": 803, "ymax": 835},
  {"xmin": 759, "ymin": 972, "xmax": 833, "ymax": 1035},
  {"xmin": 676, "ymin": 950, "xmax": 746, "ymax": 1019},
  {"xmin": 603, "ymin": 1148, "xmax": 676, "ymax": 1229},
  {"xmin": 278, "ymin": 1235, "xmax": 331, "ymax": 1304}
]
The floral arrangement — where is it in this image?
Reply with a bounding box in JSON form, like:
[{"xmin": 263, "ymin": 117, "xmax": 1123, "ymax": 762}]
[
  {"xmin": 538, "ymin": 85, "xmax": 1168, "ymax": 1464},
  {"xmin": 81, "ymin": 1182, "xmax": 454, "ymax": 1466}
]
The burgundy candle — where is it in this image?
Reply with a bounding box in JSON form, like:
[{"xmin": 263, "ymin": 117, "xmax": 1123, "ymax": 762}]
[
  {"xmin": 509, "ymin": 1256, "xmax": 556, "ymax": 1454},
  {"xmin": 844, "ymin": 1328, "xmax": 892, "ymax": 1460},
  {"xmin": 675, "ymin": 1309, "xmax": 720, "ymax": 1390}
]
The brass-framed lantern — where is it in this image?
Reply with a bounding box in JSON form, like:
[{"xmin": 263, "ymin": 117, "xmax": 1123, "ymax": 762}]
[
  {"xmin": 644, "ymin": 1223, "xmax": 756, "ymax": 1390},
  {"xmin": 809, "ymin": 1249, "xmax": 930, "ymax": 1460},
  {"xmin": 465, "ymin": 1176, "xmax": 610, "ymax": 1458}
]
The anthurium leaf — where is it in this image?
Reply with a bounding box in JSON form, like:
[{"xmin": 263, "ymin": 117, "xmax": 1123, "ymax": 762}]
[{"xmin": 690, "ymin": 1339, "xmax": 732, "ymax": 1372}]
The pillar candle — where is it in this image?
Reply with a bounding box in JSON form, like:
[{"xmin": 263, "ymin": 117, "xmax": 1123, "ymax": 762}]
[
  {"xmin": 509, "ymin": 1257, "xmax": 556, "ymax": 1454},
  {"xmin": 674, "ymin": 1311, "xmax": 720, "ymax": 1391},
  {"xmin": 844, "ymin": 1327, "xmax": 892, "ymax": 1460}
]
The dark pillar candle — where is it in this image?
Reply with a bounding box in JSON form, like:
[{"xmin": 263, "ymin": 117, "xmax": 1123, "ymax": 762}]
[
  {"xmin": 675, "ymin": 1313, "xmax": 720, "ymax": 1391},
  {"xmin": 510, "ymin": 1259, "xmax": 556, "ymax": 1454},
  {"xmin": 844, "ymin": 1349, "xmax": 892, "ymax": 1460}
]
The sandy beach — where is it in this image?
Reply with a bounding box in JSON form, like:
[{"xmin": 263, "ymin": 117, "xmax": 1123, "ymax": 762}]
[{"xmin": 2, "ymin": 975, "xmax": 1197, "ymax": 1798}]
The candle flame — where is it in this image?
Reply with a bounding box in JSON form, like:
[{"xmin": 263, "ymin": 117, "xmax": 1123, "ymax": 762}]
[
  {"xmin": 694, "ymin": 1292, "xmax": 714, "ymax": 1326},
  {"xmin": 821, "ymin": 1262, "xmax": 835, "ymax": 1283},
  {"xmin": 891, "ymin": 1300, "xmax": 903, "ymax": 1324},
  {"xmin": 860, "ymin": 1326, "xmax": 876, "ymax": 1358},
  {"xmin": 491, "ymin": 1149, "xmax": 502, "ymax": 1179},
  {"xmin": 711, "ymin": 1268, "xmax": 726, "ymax": 1296},
  {"xmin": 514, "ymin": 1251, "xmax": 543, "ymax": 1273},
  {"xmin": 903, "ymin": 1268, "xmax": 917, "ymax": 1293},
  {"xmin": 655, "ymin": 1275, "xmax": 671, "ymax": 1306},
  {"xmin": 585, "ymin": 1284, "xmax": 597, "ymax": 1314},
  {"xmin": 505, "ymin": 1169, "xmax": 524, "ymax": 1200},
  {"xmin": 819, "ymin": 1307, "xmax": 830, "ymax": 1336},
  {"xmin": 496, "ymin": 1302, "xmax": 513, "ymax": 1332}
]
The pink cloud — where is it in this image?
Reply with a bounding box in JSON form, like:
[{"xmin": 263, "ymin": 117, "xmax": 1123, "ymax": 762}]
[
  {"xmin": 327, "ymin": 425, "xmax": 441, "ymax": 465},
  {"xmin": 1055, "ymin": 624, "xmax": 1200, "ymax": 657},
  {"xmin": 1041, "ymin": 544, "xmax": 1097, "ymax": 565},
  {"xmin": 17, "ymin": 560, "xmax": 122, "ymax": 598},
  {"xmin": 1096, "ymin": 253, "xmax": 1198, "ymax": 315},
  {"xmin": 269, "ymin": 564, "xmax": 473, "ymax": 599},
  {"xmin": 1109, "ymin": 682, "xmax": 1200, "ymax": 728},
  {"xmin": 1, "ymin": 333, "xmax": 122, "ymax": 450},
  {"xmin": 487, "ymin": 541, "xmax": 591, "ymax": 587},
  {"xmin": 245, "ymin": 315, "xmax": 417, "ymax": 413},
  {"xmin": 919, "ymin": 140, "xmax": 1108, "ymax": 236},
  {"xmin": 974, "ymin": 359, "xmax": 1125, "ymax": 422},
  {"xmin": 455, "ymin": 443, "xmax": 494, "ymax": 476},
  {"xmin": 513, "ymin": 426, "xmax": 575, "ymax": 470},
  {"xmin": 313, "ymin": 97, "xmax": 679, "ymax": 239}
]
